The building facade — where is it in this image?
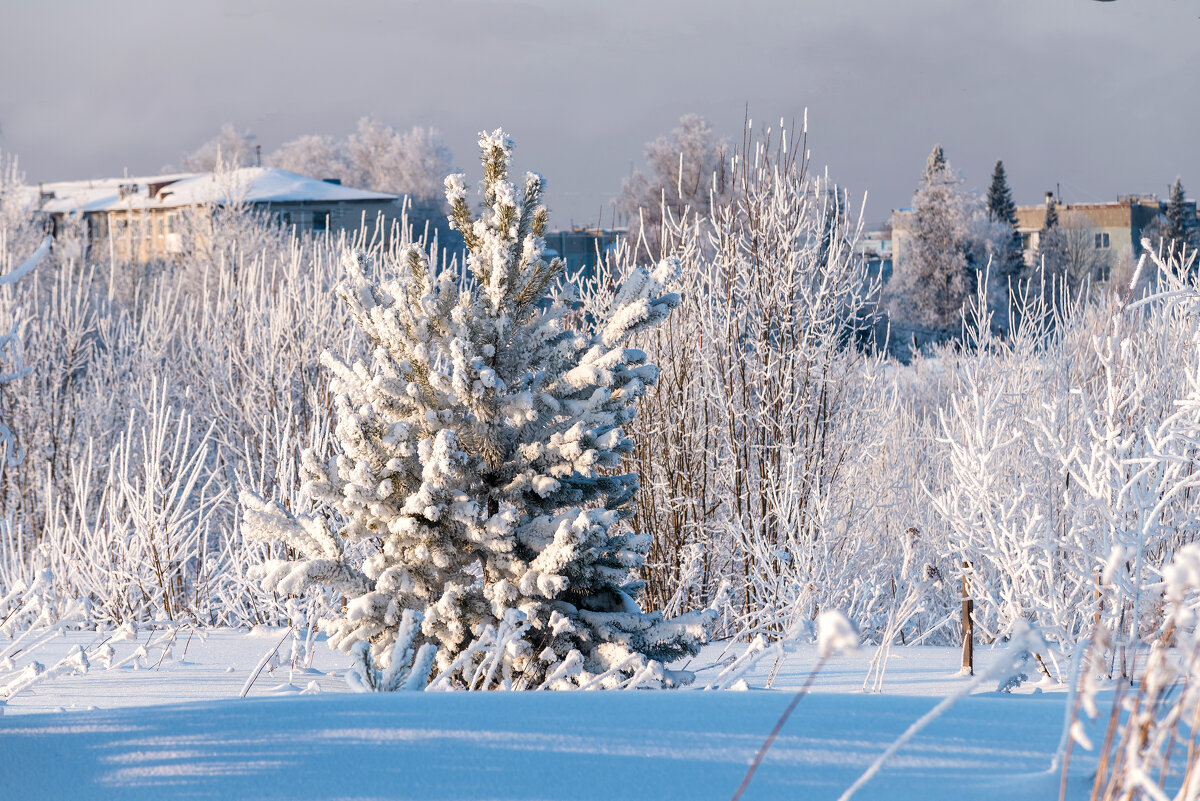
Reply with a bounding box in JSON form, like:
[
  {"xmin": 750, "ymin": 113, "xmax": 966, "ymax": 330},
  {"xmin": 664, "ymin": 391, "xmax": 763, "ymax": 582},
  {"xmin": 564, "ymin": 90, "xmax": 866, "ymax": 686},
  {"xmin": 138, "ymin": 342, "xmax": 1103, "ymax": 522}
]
[
  {"xmin": 33, "ymin": 168, "xmax": 404, "ymax": 262},
  {"xmin": 889, "ymin": 192, "xmax": 1196, "ymax": 286},
  {"xmin": 542, "ymin": 227, "xmax": 625, "ymax": 285},
  {"xmin": 1013, "ymin": 192, "xmax": 1180, "ymax": 269}
]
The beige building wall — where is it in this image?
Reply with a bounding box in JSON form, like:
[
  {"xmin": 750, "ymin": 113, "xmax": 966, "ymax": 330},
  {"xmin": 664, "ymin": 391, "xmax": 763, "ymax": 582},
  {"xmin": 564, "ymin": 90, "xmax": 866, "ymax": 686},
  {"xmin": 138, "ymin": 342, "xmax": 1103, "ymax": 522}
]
[
  {"xmin": 87, "ymin": 199, "xmax": 406, "ymax": 264},
  {"xmin": 1014, "ymin": 196, "xmax": 1162, "ymax": 268}
]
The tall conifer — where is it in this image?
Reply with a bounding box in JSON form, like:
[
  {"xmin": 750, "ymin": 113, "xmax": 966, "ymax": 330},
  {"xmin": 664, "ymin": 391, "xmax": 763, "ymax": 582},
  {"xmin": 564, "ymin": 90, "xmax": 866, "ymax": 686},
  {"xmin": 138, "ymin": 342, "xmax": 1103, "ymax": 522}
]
[
  {"xmin": 1166, "ymin": 177, "xmax": 1197, "ymax": 257},
  {"xmin": 891, "ymin": 144, "xmax": 974, "ymax": 331},
  {"xmin": 986, "ymin": 160, "xmax": 1024, "ymax": 276}
]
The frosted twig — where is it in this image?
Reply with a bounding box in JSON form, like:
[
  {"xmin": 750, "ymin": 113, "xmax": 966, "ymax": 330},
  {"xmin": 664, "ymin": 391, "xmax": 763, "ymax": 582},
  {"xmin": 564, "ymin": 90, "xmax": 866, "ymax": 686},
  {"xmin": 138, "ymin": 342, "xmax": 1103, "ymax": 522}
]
[{"xmin": 240, "ymin": 626, "xmax": 293, "ymax": 698}]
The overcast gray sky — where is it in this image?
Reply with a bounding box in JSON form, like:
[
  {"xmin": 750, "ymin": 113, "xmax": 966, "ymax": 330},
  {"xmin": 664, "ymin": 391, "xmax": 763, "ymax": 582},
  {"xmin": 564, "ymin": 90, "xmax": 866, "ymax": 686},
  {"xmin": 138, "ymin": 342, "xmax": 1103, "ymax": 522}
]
[{"xmin": 2, "ymin": 0, "xmax": 1197, "ymax": 227}]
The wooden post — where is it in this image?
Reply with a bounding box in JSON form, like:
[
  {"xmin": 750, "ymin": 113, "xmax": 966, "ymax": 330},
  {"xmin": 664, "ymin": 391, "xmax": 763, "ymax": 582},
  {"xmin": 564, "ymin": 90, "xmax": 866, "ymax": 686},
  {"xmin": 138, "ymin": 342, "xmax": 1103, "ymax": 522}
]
[{"xmin": 961, "ymin": 561, "xmax": 973, "ymax": 676}]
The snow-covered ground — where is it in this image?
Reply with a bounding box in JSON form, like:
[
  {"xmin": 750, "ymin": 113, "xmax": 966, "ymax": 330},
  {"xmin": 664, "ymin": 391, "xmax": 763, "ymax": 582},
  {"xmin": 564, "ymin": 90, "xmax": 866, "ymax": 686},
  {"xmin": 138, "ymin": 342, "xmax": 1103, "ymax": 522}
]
[{"xmin": 0, "ymin": 628, "xmax": 1106, "ymax": 800}]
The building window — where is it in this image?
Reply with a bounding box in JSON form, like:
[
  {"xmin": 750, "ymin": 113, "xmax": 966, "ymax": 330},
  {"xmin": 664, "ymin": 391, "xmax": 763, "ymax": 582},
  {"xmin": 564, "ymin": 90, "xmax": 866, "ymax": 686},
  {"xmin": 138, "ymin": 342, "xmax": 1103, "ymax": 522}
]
[
  {"xmin": 312, "ymin": 211, "xmax": 329, "ymax": 232},
  {"xmin": 278, "ymin": 211, "xmax": 292, "ymax": 228},
  {"xmin": 1095, "ymin": 232, "xmax": 1110, "ymax": 249}
]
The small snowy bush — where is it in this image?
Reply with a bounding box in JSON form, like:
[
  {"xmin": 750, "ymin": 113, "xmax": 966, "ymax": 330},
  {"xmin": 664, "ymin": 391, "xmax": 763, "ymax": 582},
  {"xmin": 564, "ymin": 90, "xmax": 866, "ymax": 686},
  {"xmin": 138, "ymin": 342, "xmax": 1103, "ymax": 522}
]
[{"xmin": 243, "ymin": 129, "xmax": 712, "ymax": 689}]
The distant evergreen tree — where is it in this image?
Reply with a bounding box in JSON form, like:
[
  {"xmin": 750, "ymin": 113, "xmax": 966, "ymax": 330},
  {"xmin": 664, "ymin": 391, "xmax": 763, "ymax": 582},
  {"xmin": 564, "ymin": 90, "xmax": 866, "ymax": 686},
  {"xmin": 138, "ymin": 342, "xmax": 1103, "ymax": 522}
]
[
  {"xmin": 1042, "ymin": 195, "xmax": 1059, "ymax": 233},
  {"xmin": 923, "ymin": 144, "xmax": 947, "ymax": 182},
  {"xmin": 986, "ymin": 161, "xmax": 1016, "ymax": 224},
  {"xmin": 887, "ymin": 145, "xmax": 975, "ymax": 333},
  {"xmin": 1035, "ymin": 194, "xmax": 1070, "ymax": 299},
  {"xmin": 986, "ymin": 161, "xmax": 1023, "ymax": 276},
  {"xmin": 1166, "ymin": 177, "xmax": 1198, "ymax": 258}
]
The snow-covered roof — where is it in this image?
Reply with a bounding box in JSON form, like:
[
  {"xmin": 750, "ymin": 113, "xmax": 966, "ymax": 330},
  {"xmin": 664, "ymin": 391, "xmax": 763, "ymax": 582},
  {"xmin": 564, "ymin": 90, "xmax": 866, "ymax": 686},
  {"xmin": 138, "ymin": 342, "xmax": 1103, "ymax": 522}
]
[
  {"xmin": 32, "ymin": 173, "xmax": 194, "ymax": 214},
  {"xmin": 33, "ymin": 168, "xmax": 397, "ymax": 214}
]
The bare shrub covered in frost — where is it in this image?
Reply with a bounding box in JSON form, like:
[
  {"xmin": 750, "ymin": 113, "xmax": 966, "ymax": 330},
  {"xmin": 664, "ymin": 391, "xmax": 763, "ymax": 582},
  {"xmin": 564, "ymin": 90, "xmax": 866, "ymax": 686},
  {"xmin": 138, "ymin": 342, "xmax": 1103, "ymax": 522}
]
[
  {"xmin": 616, "ymin": 113, "xmax": 733, "ymax": 260},
  {"xmin": 1062, "ymin": 545, "xmax": 1200, "ymax": 799},
  {"xmin": 587, "ymin": 116, "xmax": 1200, "ymax": 667},
  {"xmin": 585, "ymin": 117, "xmax": 903, "ymax": 640},
  {"xmin": 0, "ymin": 150, "xmax": 442, "ymax": 628},
  {"xmin": 933, "ymin": 244, "xmax": 1200, "ymax": 666}
]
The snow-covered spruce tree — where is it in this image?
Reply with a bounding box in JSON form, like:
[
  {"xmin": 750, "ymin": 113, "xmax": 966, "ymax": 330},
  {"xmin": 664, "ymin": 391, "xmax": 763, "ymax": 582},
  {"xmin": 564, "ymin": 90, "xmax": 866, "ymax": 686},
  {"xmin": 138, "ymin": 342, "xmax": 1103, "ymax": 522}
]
[
  {"xmin": 1037, "ymin": 193, "xmax": 1063, "ymax": 271},
  {"xmin": 241, "ymin": 129, "xmax": 712, "ymax": 690},
  {"xmin": 887, "ymin": 145, "xmax": 976, "ymax": 336}
]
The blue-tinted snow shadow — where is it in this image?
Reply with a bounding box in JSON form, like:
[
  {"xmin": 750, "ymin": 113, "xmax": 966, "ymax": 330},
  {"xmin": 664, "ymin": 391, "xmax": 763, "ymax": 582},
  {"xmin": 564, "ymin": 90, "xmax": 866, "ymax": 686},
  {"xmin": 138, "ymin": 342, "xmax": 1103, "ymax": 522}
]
[{"xmin": 0, "ymin": 691, "xmax": 1068, "ymax": 801}]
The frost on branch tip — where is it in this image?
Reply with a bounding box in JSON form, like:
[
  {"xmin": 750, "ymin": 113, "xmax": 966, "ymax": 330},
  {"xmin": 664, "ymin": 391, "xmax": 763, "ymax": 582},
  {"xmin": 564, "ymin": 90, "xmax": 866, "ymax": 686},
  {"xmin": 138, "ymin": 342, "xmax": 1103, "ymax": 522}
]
[
  {"xmin": 240, "ymin": 127, "xmax": 712, "ymax": 690},
  {"xmin": 477, "ymin": 128, "xmax": 514, "ymax": 158}
]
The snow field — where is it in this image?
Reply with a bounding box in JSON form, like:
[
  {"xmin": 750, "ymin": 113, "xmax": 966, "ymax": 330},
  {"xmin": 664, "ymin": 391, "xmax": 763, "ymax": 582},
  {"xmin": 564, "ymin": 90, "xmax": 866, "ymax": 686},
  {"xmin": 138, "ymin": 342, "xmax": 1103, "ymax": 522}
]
[
  {"xmin": 1, "ymin": 691, "xmax": 1073, "ymax": 800},
  {"xmin": 0, "ymin": 628, "xmax": 1056, "ymax": 714},
  {"xmin": 0, "ymin": 629, "xmax": 1108, "ymax": 800}
]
